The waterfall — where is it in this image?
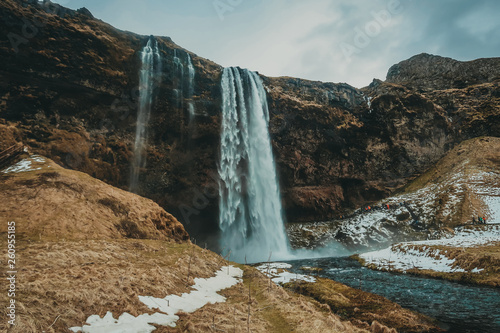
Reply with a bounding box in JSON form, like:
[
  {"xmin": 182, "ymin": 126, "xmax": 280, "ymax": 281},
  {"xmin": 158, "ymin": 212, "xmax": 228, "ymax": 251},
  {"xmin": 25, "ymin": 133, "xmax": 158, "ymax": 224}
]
[
  {"xmin": 173, "ymin": 49, "xmax": 184, "ymax": 109},
  {"xmin": 187, "ymin": 54, "xmax": 196, "ymax": 119},
  {"xmin": 173, "ymin": 50, "xmax": 196, "ymax": 119},
  {"xmin": 218, "ymin": 67, "xmax": 289, "ymax": 263},
  {"xmin": 130, "ymin": 37, "xmax": 161, "ymax": 193}
]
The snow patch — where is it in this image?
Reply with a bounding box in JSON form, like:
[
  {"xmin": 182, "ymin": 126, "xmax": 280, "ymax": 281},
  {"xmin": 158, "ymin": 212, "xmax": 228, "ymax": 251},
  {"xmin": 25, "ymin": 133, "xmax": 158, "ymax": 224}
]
[
  {"xmin": 69, "ymin": 312, "xmax": 177, "ymax": 333},
  {"xmin": 2, "ymin": 158, "xmax": 42, "ymax": 173},
  {"xmin": 139, "ymin": 265, "xmax": 243, "ymax": 314},
  {"xmin": 483, "ymin": 196, "xmax": 500, "ymax": 224},
  {"xmin": 361, "ymin": 245, "xmax": 463, "ymax": 273},
  {"xmin": 1, "ymin": 155, "xmax": 46, "ymax": 173},
  {"xmin": 360, "ymin": 225, "xmax": 500, "ymax": 273},
  {"xmin": 30, "ymin": 155, "xmax": 46, "ymax": 163},
  {"xmin": 70, "ymin": 266, "xmax": 243, "ymax": 332},
  {"xmin": 255, "ymin": 262, "xmax": 315, "ymax": 284}
]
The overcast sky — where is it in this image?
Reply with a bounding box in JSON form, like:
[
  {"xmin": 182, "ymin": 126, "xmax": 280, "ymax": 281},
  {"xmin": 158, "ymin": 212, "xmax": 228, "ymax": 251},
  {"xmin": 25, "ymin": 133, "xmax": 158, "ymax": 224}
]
[{"xmin": 53, "ymin": 0, "xmax": 500, "ymax": 88}]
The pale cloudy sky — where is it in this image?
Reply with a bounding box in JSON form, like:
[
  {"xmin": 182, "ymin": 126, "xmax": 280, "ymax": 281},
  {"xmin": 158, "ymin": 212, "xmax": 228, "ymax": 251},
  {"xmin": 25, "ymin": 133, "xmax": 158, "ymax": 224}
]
[{"xmin": 53, "ymin": 0, "xmax": 500, "ymax": 88}]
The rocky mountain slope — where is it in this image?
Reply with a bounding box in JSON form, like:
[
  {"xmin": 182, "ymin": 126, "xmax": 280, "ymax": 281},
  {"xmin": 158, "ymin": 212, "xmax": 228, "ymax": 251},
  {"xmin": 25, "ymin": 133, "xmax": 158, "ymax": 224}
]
[
  {"xmin": 386, "ymin": 53, "xmax": 500, "ymax": 91},
  {"xmin": 1, "ymin": 0, "xmax": 499, "ymax": 244},
  {"xmin": 288, "ymin": 136, "xmax": 500, "ymax": 251}
]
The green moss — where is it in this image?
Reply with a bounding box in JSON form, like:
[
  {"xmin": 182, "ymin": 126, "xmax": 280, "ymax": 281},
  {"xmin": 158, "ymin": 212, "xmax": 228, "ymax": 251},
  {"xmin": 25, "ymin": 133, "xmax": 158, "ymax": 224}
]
[
  {"xmin": 283, "ymin": 277, "xmax": 440, "ymax": 332},
  {"xmin": 260, "ymin": 307, "xmax": 294, "ymax": 333}
]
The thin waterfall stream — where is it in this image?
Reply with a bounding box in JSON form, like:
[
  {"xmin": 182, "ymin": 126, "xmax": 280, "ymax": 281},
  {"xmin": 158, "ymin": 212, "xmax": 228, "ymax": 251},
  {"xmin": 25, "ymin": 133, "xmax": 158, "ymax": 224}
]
[
  {"xmin": 130, "ymin": 37, "xmax": 161, "ymax": 193},
  {"xmin": 173, "ymin": 49, "xmax": 196, "ymax": 120}
]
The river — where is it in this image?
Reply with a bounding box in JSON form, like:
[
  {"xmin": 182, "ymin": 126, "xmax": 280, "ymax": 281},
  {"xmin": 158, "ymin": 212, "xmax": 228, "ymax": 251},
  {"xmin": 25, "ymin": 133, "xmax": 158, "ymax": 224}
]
[{"xmin": 285, "ymin": 257, "xmax": 500, "ymax": 333}]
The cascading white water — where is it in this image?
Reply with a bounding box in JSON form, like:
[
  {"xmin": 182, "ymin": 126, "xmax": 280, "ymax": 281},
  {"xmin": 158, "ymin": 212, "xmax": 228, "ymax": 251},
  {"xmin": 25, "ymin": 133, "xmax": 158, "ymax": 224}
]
[
  {"xmin": 173, "ymin": 50, "xmax": 196, "ymax": 119},
  {"xmin": 187, "ymin": 53, "xmax": 196, "ymax": 119},
  {"xmin": 218, "ymin": 67, "xmax": 289, "ymax": 263},
  {"xmin": 130, "ymin": 37, "xmax": 161, "ymax": 193},
  {"xmin": 173, "ymin": 49, "xmax": 184, "ymax": 109}
]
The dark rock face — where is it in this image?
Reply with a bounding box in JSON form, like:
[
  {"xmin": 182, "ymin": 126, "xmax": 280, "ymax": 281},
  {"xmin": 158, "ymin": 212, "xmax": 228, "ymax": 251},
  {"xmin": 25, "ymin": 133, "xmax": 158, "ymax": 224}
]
[
  {"xmin": 0, "ymin": 0, "xmax": 223, "ymax": 241},
  {"xmin": 387, "ymin": 53, "xmax": 500, "ymax": 91},
  {"xmin": 265, "ymin": 75, "xmax": 455, "ymax": 222},
  {"xmin": 1, "ymin": 0, "xmax": 498, "ymax": 243}
]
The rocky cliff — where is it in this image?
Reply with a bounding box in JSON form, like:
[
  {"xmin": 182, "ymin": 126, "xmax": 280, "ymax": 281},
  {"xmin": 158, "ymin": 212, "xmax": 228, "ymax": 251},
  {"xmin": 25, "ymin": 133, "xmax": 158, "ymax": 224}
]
[
  {"xmin": 386, "ymin": 53, "xmax": 500, "ymax": 91},
  {"xmin": 1, "ymin": 0, "xmax": 499, "ymax": 245}
]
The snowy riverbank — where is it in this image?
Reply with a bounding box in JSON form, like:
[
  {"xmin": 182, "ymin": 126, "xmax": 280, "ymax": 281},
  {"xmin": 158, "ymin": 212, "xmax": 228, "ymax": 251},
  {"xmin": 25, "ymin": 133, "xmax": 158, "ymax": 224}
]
[{"xmin": 358, "ymin": 225, "xmax": 500, "ymax": 286}]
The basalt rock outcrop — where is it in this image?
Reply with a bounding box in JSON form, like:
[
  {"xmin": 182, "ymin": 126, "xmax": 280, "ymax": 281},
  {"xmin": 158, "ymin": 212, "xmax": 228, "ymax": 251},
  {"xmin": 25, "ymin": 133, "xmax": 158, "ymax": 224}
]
[
  {"xmin": 386, "ymin": 53, "xmax": 500, "ymax": 91},
  {"xmin": 1, "ymin": 0, "xmax": 498, "ymax": 244}
]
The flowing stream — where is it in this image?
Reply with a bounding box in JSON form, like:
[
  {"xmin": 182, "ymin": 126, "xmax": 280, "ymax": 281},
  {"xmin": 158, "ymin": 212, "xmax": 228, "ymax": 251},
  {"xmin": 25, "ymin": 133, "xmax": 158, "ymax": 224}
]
[
  {"xmin": 286, "ymin": 257, "xmax": 500, "ymax": 333},
  {"xmin": 218, "ymin": 67, "xmax": 289, "ymax": 263},
  {"xmin": 130, "ymin": 37, "xmax": 161, "ymax": 193}
]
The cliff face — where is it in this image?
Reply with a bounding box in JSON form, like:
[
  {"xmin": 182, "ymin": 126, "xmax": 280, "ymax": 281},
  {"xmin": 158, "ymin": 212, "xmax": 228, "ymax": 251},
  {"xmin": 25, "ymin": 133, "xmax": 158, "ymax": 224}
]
[
  {"xmin": 266, "ymin": 76, "xmax": 456, "ymax": 222},
  {"xmin": 1, "ymin": 0, "xmax": 499, "ymax": 242},
  {"xmin": 386, "ymin": 53, "xmax": 500, "ymax": 91},
  {"xmin": 0, "ymin": 0, "xmax": 223, "ymax": 239}
]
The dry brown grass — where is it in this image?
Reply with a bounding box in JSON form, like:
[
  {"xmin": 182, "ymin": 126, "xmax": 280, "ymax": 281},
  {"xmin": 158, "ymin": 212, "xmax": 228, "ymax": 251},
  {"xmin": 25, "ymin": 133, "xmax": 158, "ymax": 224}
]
[
  {"xmin": 0, "ymin": 156, "xmax": 188, "ymax": 242},
  {"xmin": 0, "ymin": 154, "xmax": 371, "ymax": 332},
  {"xmin": 0, "ymin": 239, "xmax": 223, "ymax": 332},
  {"xmin": 167, "ymin": 265, "xmax": 368, "ymax": 333},
  {"xmin": 0, "ymin": 238, "xmax": 371, "ymax": 333},
  {"xmin": 404, "ymin": 137, "xmax": 500, "ymax": 193}
]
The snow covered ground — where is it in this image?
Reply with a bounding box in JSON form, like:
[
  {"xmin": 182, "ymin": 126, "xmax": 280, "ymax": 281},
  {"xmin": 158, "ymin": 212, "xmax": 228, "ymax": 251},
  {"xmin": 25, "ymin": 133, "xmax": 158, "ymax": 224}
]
[
  {"xmin": 255, "ymin": 262, "xmax": 315, "ymax": 284},
  {"xmin": 1, "ymin": 155, "xmax": 46, "ymax": 173},
  {"xmin": 360, "ymin": 225, "xmax": 500, "ymax": 273},
  {"xmin": 139, "ymin": 265, "xmax": 243, "ymax": 314},
  {"xmin": 70, "ymin": 266, "xmax": 243, "ymax": 333},
  {"xmin": 69, "ymin": 312, "xmax": 177, "ymax": 333},
  {"xmin": 483, "ymin": 196, "xmax": 500, "ymax": 224}
]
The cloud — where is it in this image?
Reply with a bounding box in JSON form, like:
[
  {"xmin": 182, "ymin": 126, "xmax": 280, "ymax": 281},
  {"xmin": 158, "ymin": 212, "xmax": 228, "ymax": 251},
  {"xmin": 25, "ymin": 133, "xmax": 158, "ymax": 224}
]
[{"xmin": 52, "ymin": 0, "xmax": 500, "ymax": 88}]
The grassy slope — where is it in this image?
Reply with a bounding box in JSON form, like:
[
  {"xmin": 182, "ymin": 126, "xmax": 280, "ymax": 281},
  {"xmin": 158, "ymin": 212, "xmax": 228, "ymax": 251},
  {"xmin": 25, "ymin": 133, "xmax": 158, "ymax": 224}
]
[
  {"xmin": 401, "ymin": 241, "xmax": 500, "ymax": 287},
  {"xmin": 0, "ymin": 154, "xmax": 189, "ymax": 242},
  {"xmin": 367, "ymin": 137, "xmax": 500, "ymax": 287},
  {"xmin": 0, "ymin": 155, "xmax": 367, "ymax": 333}
]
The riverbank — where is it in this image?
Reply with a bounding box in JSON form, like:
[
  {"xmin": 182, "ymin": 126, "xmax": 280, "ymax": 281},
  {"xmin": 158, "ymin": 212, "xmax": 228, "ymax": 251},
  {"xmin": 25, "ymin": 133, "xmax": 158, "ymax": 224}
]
[
  {"xmin": 284, "ymin": 278, "xmax": 442, "ymax": 332},
  {"xmin": 256, "ymin": 263, "xmax": 442, "ymax": 332},
  {"xmin": 356, "ymin": 225, "xmax": 500, "ymax": 287}
]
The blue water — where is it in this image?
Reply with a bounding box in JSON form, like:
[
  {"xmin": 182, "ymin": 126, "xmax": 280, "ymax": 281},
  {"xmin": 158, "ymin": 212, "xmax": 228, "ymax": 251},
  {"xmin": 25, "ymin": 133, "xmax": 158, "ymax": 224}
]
[{"xmin": 285, "ymin": 257, "xmax": 500, "ymax": 333}]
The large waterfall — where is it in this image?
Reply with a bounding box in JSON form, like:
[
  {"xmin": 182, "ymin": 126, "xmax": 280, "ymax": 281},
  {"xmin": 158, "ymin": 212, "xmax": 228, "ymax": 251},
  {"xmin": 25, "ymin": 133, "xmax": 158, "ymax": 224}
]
[
  {"xmin": 130, "ymin": 37, "xmax": 161, "ymax": 193},
  {"xmin": 218, "ymin": 67, "xmax": 289, "ymax": 263}
]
